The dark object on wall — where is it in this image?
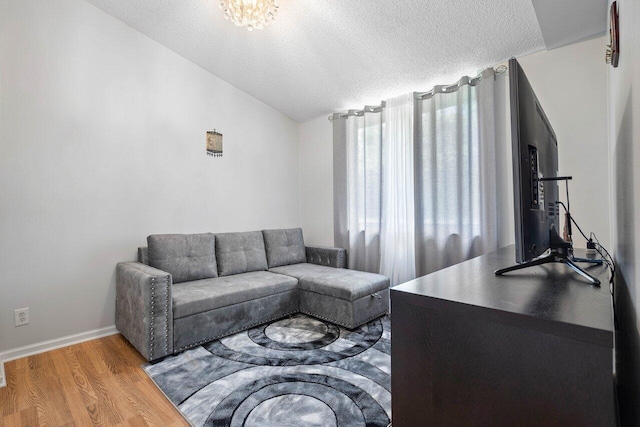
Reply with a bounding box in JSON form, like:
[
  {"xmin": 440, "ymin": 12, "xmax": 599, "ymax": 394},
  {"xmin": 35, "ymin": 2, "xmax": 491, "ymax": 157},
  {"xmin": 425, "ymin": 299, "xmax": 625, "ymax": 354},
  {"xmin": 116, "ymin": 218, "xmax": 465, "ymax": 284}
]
[
  {"xmin": 606, "ymin": 1, "xmax": 619, "ymax": 67},
  {"xmin": 207, "ymin": 130, "xmax": 223, "ymax": 157}
]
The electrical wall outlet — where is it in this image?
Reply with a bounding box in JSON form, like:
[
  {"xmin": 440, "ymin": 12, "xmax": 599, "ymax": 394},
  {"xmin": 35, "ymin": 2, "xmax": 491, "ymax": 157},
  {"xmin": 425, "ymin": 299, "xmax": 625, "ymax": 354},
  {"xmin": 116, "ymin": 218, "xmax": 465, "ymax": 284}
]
[{"xmin": 14, "ymin": 308, "xmax": 29, "ymax": 327}]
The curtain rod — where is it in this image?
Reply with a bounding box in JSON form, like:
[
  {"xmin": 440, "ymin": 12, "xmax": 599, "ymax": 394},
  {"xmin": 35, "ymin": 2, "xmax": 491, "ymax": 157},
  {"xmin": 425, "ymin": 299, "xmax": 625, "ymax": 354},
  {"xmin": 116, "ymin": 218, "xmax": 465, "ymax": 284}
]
[
  {"xmin": 328, "ymin": 65, "xmax": 507, "ymax": 121},
  {"xmin": 415, "ymin": 65, "xmax": 506, "ymax": 100},
  {"xmin": 329, "ymin": 102, "xmax": 386, "ymax": 121}
]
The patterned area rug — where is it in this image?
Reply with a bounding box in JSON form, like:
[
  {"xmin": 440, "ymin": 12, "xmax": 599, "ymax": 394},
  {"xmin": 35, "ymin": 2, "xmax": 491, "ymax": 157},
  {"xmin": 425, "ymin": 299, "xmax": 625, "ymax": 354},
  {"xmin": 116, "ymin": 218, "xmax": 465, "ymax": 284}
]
[{"xmin": 143, "ymin": 314, "xmax": 391, "ymax": 427}]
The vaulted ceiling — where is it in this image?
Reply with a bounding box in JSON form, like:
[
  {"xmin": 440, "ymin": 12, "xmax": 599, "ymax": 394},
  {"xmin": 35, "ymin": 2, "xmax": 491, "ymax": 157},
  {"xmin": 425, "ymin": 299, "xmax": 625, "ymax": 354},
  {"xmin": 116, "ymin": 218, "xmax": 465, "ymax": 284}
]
[{"xmin": 83, "ymin": 0, "xmax": 606, "ymax": 122}]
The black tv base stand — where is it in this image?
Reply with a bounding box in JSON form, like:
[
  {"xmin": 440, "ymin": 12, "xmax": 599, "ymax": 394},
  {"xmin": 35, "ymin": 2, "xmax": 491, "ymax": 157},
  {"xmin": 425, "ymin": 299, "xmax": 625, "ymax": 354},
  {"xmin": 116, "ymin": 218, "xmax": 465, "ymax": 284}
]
[{"xmin": 495, "ymin": 246, "xmax": 601, "ymax": 286}]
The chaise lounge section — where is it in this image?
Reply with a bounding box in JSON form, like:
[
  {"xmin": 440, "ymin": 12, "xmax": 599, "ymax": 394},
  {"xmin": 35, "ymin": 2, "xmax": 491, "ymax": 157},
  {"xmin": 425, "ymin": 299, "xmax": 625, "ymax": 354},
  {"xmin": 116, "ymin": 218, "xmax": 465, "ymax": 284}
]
[{"xmin": 116, "ymin": 228, "xmax": 389, "ymax": 362}]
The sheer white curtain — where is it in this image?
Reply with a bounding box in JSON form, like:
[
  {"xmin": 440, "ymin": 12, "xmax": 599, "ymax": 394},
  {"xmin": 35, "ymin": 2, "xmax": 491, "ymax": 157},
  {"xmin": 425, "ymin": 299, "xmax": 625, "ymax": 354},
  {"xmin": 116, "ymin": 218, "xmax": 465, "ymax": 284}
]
[
  {"xmin": 345, "ymin": 110, "xmax": 382, "ymax": 273},
  {"xmin": 415, "ymin": 71, "xmax": 498, "ymax": 276},
  {"xmin": 334, "ymin": 69, "xmax": 499, "ymax": 282},
  {"xmin": 380, "ymin": 94, "xmax": 416, "ymax": 284}
]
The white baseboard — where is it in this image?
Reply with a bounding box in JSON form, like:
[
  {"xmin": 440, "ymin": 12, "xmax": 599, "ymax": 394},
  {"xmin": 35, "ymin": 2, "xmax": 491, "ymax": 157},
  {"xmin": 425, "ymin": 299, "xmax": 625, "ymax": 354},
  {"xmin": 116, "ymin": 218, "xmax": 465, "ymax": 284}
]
[{"xmin": 0, "ymin": 325, "xmax": 118, "ymax": 388}]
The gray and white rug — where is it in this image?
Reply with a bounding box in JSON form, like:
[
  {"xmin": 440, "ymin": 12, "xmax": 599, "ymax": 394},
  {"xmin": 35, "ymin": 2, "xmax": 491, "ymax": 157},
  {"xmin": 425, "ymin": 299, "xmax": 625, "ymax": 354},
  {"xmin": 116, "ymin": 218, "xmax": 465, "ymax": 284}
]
[{"xmin": 143, "ymin": 314, "xmax": 391, "ymax": 427}]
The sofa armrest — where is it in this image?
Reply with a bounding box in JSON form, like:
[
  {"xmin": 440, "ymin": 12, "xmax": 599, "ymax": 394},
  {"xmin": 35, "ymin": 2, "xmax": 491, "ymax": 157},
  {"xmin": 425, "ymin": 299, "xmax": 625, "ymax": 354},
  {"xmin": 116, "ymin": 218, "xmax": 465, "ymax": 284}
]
[
  {"xmin": 305, "ymin": 246, "xmax": 347, "ymax": 268},
  {"xmin": 116, "ymin": 262, "xmax": 173, "ymax": 361}
]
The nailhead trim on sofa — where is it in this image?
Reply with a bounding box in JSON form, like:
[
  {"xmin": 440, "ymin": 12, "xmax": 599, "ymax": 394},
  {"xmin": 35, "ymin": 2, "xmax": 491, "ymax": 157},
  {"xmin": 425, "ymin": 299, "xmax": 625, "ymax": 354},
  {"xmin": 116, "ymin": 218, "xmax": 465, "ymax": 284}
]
[
  {"xmin": 149, "ymin": 277, "xmax": 155, "ymax": 359},
  {"xmin": 148, "ymin": 274, "xmax": 171, "ymax": 360},
  {"xmin": 163, "ymin": 275, "xmax": 170, "ymax": 355}
]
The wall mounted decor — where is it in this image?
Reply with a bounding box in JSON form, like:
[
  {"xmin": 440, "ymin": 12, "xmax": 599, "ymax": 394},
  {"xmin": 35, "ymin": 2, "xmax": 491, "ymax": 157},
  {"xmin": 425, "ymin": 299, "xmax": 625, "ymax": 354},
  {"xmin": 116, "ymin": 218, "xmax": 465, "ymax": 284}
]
[
  {"xmin": 606, "ymin": 1, "xmax": 619, "ymax": 68},
  {"xmin": 206, "ymin": 130, "xmax": 223, "ymax": 157}
]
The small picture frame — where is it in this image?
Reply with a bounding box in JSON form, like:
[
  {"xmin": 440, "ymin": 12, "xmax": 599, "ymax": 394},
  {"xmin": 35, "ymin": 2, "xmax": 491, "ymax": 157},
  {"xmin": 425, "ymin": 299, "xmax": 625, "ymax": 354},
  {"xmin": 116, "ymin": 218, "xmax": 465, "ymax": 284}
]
[{"xmin": 206, "ymin": 130, "xmax": 223, "ymax": 157}]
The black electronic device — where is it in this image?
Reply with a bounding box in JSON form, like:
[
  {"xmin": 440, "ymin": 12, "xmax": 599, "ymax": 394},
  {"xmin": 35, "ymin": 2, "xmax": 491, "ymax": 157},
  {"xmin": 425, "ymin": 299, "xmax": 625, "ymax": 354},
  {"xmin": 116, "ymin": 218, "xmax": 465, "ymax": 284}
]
[{"xmin": 495, "ymin": 58, "xmax": 600, "ymax": 285}]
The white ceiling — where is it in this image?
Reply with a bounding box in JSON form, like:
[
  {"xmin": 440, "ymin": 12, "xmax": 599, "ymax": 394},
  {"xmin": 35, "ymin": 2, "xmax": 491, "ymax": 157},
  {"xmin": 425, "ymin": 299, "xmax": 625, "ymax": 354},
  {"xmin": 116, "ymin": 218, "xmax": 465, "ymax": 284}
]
[{"xmin": 83, "ymin": 0, "xmax": 550, "ymax": 122}]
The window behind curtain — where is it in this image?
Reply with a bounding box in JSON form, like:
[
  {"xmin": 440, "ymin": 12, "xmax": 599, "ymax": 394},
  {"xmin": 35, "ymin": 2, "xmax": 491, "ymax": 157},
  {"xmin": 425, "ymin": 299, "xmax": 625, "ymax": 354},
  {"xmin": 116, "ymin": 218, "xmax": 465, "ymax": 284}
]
[
  {"xmin": 415, "ymin": 84, "xmax": 485, "ymax": 276},
  {"xmin": 335, "ymin": 70, "xmax": 497, "ymax": 279},
  {"xmin": 346, "ymin": 111, "xmax": 382, "ymax": 273}
]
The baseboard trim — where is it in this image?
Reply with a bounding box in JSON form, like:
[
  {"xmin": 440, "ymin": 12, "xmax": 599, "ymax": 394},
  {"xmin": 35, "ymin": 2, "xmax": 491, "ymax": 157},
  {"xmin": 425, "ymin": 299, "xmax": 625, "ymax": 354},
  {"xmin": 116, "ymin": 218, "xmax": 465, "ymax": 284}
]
[{"xmin": 0, "ymin": 325, "xmax": 118, "ymax": 388}]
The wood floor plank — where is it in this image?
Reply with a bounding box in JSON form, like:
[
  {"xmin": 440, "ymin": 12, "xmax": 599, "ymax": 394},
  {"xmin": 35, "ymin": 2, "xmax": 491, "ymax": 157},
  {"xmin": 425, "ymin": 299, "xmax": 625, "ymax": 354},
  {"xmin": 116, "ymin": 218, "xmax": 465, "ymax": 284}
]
[
  {"xmin": 0, "ymin": 334, "xmax": 189, "ymax": 427},
  {"xmin": 5, "ymin": 363, "xmax": 33, "ymax": 415},
  {"xmin": 0, "ymin": 360, "xmax": 18, "ymax": 417},
  {"xmin": 46, "ymin": 356, "xmax": 90, "ymax": 427},
  {"xmin": 28, "ymin": 366, "xmax": 66, "ymax": 427},
  {"xmin": 44, "ymin": 375, "xmax": 75, "ymax": 425},
  {"xmin": 11, "ymin": 358, "xmax": 27, "ymax": 371},
  {"xmin": 20, "ymin": 406, "xmax": 39, "ymax": 427},
  {"xmin": 17, "ymin": 367, "xmax": 35, "ymax": 415},
  {"xmin": 1, "ymin": 411, "xmax": 21, "ymax": 427},
  {"xmin": 101, "ymin": 337, "xmax": 127, "ymax": 367},
  {"xmin": 86, "ymin": 340, "xmax": 114, "ymax": 376},
  {"xmin": 73, "ymin": 347, "xmax": 126, "ymax": 425},
  {"xmin": 113, "ymin": 338, "xmax": 148, "ymax": 384},
  {"xmin": 120, "ymin": 414, "xmax": 148, "ymax": 427},
  {"xmin": 114, "ymin": 371, "xmax": 182, "ymax": 426},
  {"xmin": 85, "ymin": 401, "xmax": 111, "ymax": 427},
  {"xmin": 49, "ymin": 348, "xmax": 97, "ymax": 426}
]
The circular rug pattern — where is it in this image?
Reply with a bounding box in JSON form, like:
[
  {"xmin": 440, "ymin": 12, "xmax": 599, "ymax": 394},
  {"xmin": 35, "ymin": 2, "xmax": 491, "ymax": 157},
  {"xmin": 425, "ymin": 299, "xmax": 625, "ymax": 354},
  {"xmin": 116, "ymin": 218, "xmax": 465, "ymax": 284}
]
[
  {"xmin": 245, "ymin": 394, "xmax": 337, "ymax": 427},
  {"xmin": 143, "ymin": 314, "xmax": 391, "ymax": 427},
  {"xmin": 205, "ymin": 314, "xmax": 384, "ymax": 366},
  {"xmin": 248, "ymin": 316, "xmax": 341, "ymax": 351},
  {"xmin": 205, "ymin": 374, "xmax": 388, "ymax": 427}
]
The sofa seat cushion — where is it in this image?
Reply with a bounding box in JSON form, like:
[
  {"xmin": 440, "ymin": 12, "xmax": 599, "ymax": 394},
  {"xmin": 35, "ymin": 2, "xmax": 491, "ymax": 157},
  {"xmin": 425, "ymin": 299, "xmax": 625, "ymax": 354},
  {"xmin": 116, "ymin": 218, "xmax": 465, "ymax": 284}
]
[
  {"xmin": 147, "ymin": 233, "xmax": 217, "ymax": 284},
  {"xmin": 269, "ymin": 263, "xmax": 389, "ymax": 301},
  {"xmin": 171, "ymin": 271, "xmax": 298, "ymax": 319},
  {"xmin": 262, "ymin": 228, "xmax": 307, "ymax": 268},
  {"xmin": 215, "ymin": 231, "xmax": 269, "ymax": 276}
]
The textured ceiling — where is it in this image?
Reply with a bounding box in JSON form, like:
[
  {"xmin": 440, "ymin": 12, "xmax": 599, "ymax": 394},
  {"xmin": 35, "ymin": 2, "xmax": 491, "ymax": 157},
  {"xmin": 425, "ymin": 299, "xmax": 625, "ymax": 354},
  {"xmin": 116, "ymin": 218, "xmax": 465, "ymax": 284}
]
[{"xmin": 83, "ymin": 0, "xmax": 546, "ymax": 122}]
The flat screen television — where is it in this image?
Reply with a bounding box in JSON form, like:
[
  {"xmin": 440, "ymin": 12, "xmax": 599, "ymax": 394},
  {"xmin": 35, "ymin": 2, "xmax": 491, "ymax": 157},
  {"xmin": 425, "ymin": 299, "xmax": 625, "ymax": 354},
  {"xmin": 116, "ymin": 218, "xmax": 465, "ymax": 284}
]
[
  {"xmin": 509, "ymin": 57, "xmax": 559, "ymax": 263},
  {"xmin": 495, "ymin": 58, "xmax": 600, "ymax": 285}
]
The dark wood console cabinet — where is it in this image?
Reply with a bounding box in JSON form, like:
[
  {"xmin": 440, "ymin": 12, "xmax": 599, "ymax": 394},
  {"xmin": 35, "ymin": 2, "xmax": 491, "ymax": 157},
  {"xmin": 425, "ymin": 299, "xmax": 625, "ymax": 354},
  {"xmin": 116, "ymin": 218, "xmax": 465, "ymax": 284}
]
[{"xmin": 391, "ymin": 246, "xmax": 616, "ymax": 426}]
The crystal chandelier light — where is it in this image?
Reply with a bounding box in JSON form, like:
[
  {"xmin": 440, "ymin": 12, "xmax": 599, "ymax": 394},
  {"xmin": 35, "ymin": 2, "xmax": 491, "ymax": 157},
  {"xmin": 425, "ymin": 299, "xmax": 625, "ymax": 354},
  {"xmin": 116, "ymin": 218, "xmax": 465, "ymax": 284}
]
[{"xmin": 219, "ymin": 0, "xmax": 279, "ymax": 31}]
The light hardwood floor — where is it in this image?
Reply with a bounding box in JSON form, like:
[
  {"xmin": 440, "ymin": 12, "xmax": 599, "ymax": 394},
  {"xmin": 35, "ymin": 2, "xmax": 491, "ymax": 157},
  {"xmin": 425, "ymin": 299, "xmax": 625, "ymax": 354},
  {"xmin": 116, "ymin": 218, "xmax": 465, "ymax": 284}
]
[{"xmin": 0, "ymin": 334, "xmax": 189, "ymax": 427}]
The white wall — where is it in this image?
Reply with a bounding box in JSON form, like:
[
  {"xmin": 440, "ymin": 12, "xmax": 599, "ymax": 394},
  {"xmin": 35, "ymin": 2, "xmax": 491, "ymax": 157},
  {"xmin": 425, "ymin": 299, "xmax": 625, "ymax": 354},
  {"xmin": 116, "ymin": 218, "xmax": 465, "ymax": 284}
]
[
  {"xmin": 607, "ymin": 0, "xmax": 640, "ymax": 423},
  {"xmin": 517, "ymin": 36, "xmax": 611, "ymax": 249},
  {"xmin": 609, "ymin": 0, "xmax": 640, "ymax": 334},
  {"xmin": 0, "ymin": 0, "xmax": 300, "ymax": 353},
  {"xmin": 299, "ymin": 115, "xmax": 334, "ymax": 247}
]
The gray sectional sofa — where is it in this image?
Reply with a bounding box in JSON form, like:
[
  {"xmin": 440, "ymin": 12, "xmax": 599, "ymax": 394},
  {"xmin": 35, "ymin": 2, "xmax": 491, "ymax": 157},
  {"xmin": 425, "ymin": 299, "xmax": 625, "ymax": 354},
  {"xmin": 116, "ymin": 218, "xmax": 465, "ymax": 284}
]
[{"xmin": 116, "ymin": 228, "xmax": 390, "ymax": 362}]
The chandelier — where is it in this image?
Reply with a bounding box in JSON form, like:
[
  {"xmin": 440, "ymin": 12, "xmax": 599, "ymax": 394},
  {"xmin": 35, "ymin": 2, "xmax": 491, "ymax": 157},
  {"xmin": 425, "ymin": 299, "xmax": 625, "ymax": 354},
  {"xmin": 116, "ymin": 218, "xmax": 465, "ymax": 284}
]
[{"xmin": 219, "ymin": 0, "xmax": 279, "ymax": 31}]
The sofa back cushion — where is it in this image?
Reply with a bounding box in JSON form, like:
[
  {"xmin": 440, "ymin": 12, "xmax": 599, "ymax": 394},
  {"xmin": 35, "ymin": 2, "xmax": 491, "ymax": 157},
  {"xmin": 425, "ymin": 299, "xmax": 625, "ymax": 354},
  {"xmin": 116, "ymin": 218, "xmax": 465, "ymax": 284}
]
[
  {"xmin": 138, "ymin": 247, "xmax": 150, "ymax": 265},
  {"xmin": 147, "ymin": 233, "xmax": 218, "ymax": 283},
  {"xmin": 215, "ymin": 231, "xmax": 268, "ymax": 276},
  {"xmin": 262, "ymin": 228, "xmax": 307, "ymax": 268}
]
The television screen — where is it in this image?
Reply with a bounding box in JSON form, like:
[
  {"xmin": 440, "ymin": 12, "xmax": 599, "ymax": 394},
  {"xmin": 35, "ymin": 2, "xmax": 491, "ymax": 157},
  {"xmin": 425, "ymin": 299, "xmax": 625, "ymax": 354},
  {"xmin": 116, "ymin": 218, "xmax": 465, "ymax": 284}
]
[
  {"xmin": 496, "ymin": 58, "xmax": 601, "ymax": 285},
  {"xmin": 509, "ymin": 58, "xmax": 559, "ymax": 263}
]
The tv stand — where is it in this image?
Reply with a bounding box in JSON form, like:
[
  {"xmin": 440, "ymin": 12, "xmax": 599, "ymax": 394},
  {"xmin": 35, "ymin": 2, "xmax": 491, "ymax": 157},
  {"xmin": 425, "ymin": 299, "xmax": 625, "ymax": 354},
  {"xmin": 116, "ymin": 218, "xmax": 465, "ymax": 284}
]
[
  {"xmin": 391, "ymin": 245, "xmax": 615, "ymax": 426},
  {"xmin": 495, "ymin": 246, "xmax": 601, "ymax": 285},
  {"xmin": 495, "ymin": 225, "xmax": 601, "ymax": 285}
]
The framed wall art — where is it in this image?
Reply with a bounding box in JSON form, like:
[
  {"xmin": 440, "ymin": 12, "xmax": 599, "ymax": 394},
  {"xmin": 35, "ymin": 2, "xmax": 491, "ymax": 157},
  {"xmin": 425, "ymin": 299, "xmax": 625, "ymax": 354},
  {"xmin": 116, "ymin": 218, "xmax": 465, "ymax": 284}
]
[{"xmin": 206, "ymin": 130, "xmax": 223, "ymax": 157}]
